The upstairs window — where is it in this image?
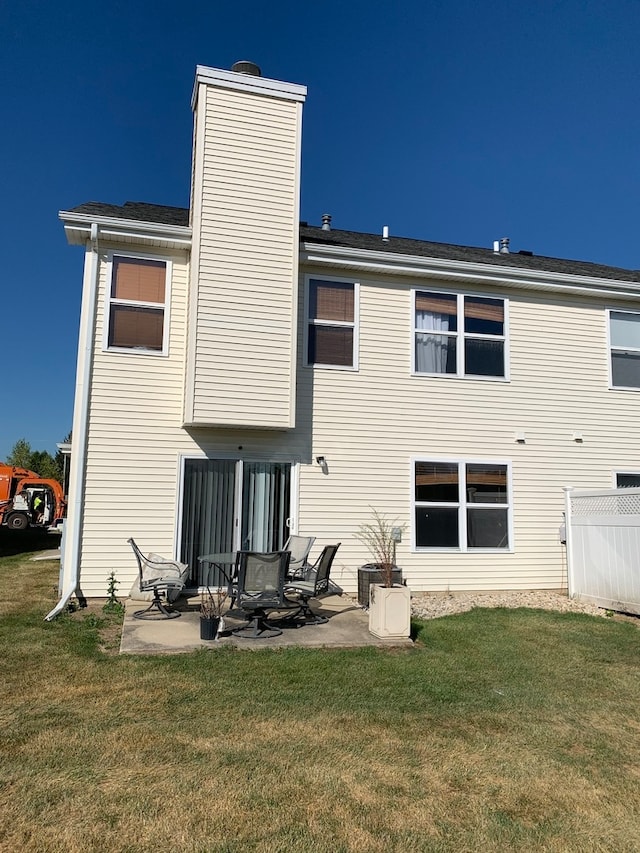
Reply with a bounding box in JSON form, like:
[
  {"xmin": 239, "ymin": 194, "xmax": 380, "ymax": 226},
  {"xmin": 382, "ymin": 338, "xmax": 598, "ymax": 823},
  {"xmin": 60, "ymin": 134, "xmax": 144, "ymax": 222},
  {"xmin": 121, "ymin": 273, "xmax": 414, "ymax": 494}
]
[
  {"xmin": 107, "ymin": 256, "xmax": 168, "ymax": 353},
  {"xmin": 307, "ymin": 278, "xmax": 357, "ymax": 368},
  {"xmin": 414, "ymin": 291, "xmax": 506, "ymax": 378},
  {"xmin": 414, "ymin": 459, "xmax": 510, "ymax": 550},
  {"xmin": 609, "ymin": 310, "xmax": 640, "ymax": 389}
]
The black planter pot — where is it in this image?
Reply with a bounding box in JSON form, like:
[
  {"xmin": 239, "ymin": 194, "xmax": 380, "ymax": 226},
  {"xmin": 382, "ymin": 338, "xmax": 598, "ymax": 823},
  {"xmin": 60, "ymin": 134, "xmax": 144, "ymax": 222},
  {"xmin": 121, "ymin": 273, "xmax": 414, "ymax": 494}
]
[{"xmin": 200, "ymin": 615, "xmax": 220, "ymax": 641}]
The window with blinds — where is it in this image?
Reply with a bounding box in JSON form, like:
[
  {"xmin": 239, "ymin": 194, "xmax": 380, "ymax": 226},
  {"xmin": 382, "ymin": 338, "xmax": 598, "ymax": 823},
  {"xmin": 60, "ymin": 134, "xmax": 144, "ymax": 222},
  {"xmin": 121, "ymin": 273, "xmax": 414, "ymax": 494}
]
[
  {"xmin": 609, "ymin": 309, "xmax": 640, "ymax": 389},
  {"xmin": 414, "ymin": 290, "xmax": 506, "ymax": 378},
  {"xmin": 107, "ymin": 256, "xmax": 168, "ymax": 352},
  {"xmin": 307, "ymin": 278, "xmax": 357, "ymax": 368}
]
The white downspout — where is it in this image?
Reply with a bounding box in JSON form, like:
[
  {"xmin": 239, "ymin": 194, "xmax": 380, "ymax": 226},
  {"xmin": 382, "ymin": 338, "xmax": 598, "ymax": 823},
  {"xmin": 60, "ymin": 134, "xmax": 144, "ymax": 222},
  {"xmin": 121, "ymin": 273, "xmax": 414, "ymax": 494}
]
[{"xmin": 46, "ymin": 223, "xmax": 100, "ymax": 619}]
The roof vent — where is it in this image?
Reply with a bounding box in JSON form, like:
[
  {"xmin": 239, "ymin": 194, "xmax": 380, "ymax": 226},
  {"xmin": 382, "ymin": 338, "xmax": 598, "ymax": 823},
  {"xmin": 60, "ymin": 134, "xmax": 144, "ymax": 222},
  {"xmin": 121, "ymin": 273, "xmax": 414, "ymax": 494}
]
[
  {"xmin": 500, "ymin": 237, "xmax": 510, "ymax": 254},
  {"xmin": 231, "ymin": 60, "xmax": 262, "ymax": 77},
  {"xmin": 382, "ymin": 225, "xmax": 389, "ymax": 242},
  {"xmin": 321, "ymin": 213, "xmax": 332, "ymax": 231}
]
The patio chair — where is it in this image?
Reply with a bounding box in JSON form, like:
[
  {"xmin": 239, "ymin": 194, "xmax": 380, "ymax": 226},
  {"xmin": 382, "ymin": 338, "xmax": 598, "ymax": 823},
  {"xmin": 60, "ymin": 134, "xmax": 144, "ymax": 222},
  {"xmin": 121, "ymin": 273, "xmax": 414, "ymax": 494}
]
[
  {"xmin": 128, "ymin": 538, "xmax": 189, "ymax": 620},
  {"xmin": 283, "ymin": 534, "xmax": 315, "ymax": 579},
  {"xmin": 232, "ymin": 551, "xmax": 298, "ymax": 639},
  {"xmin": 284, "ymin": 543, "xmax": 341, "ymax": 625}
]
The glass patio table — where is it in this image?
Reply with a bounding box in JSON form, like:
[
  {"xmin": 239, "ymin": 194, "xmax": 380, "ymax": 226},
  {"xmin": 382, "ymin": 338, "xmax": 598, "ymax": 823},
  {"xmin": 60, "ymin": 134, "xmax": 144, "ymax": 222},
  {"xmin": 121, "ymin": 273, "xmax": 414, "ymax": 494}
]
[{"xmin": 197, "ymin": 552, "xmax": 238, "ymax": 587}]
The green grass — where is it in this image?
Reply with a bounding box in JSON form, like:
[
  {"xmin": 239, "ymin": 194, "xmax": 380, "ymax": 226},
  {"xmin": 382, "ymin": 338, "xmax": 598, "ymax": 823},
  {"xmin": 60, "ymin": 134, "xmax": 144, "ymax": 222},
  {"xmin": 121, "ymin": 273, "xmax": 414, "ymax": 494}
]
[{"xmin": 2, "ymin": 547, "xmax": 640, "ymax": 852}]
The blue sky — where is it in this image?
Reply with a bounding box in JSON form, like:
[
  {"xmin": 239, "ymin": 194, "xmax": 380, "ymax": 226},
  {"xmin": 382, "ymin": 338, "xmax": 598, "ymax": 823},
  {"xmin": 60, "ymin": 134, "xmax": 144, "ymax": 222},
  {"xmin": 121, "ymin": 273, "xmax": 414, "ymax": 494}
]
[{"xmin": 2, "ymin": 0, "xmax": 639, "ymax": 463}]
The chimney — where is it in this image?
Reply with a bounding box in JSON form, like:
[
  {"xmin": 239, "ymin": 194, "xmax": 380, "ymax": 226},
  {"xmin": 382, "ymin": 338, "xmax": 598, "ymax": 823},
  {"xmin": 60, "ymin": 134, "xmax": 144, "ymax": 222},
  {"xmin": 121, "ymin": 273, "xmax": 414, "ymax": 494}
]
[
  {"xmin": 500, "ymin": 237, "xmax": 510, "ymax": 254},
  {"xmin": 231, "ymin": 60, "xmax": 262, "ymax": 77},
  {"xmin": 187, "ymin": 63, "xmax": 306, "ymax": 429},
  {"xmin": 321, "ymin": 213, "xmax": 332, "ymax": 231}
]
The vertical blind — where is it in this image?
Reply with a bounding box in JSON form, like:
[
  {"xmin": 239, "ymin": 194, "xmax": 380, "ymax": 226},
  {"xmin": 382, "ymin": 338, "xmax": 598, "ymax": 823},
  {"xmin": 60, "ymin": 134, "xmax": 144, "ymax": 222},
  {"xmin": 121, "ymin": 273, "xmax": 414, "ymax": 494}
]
[
  {"xmin": 242, "ymin": 462, "xmax": 291, "ymax": 551},
  {"xmin": 181, "ymin": 459, "xmax": 291, "ymax": 586},
  {"xmin": 181, "ymin": 459, "xmax": 236, "ymax": 585}
]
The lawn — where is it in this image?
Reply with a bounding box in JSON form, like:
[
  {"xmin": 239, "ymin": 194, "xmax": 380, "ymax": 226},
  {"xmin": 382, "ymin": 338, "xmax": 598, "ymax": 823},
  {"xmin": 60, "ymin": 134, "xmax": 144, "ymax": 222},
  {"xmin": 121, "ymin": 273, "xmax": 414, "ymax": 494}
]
[{"xmin": 2, "ymin": 540, "xmax": 640, "ymax": 852}]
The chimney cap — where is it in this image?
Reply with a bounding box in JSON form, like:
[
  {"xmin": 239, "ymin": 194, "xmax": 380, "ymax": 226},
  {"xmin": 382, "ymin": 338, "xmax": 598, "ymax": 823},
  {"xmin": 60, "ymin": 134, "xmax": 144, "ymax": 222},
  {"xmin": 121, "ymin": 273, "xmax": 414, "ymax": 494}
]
[
  {"xmin": 321, "ymin": 213, "xmax": 332, "ymax": 231},
  {"xmin": 231, "ymin": 60, "xmax": 262, "ymax": 77}
]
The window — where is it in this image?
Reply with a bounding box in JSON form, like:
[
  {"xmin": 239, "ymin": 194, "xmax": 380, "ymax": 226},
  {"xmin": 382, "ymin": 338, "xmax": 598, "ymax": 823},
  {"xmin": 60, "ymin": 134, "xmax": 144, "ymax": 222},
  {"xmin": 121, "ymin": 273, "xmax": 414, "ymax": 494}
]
[
  {"xmin": 414, "ymin": 291, "xmax": 506, "ymax": 378},
  {"xmin": 414, "ymin": 459, "xmax": 511, "ymax": 550},
  {"xmin": 609, "ymin": 310, "xmax": 640, "ymax": 388},
  {"xmin": 307, "ymin": 278, "xmax": 357, "ymax": 368},
  {"xmin": 107, "ymin": 256, "xmax": 168, "ymax": 353},
  {"xmin": 616, "ymin": 472, "xmax": 640, "ymax": 488}
]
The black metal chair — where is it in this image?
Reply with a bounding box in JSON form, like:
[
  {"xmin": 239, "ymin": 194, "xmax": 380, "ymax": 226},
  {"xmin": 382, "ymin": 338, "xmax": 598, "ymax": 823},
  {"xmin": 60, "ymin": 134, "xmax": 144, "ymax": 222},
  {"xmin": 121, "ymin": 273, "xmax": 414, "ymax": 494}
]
[
  {"xmin": 284, "ymin": 543, "xmax": 341, "ymax": 625},
  {"xmin": 232, "ymin": 551, "xmax": 298, "ymax": 639},
  {"xmin": 128, "ymin": 538, "xmax": 189, "ymax": 620}
]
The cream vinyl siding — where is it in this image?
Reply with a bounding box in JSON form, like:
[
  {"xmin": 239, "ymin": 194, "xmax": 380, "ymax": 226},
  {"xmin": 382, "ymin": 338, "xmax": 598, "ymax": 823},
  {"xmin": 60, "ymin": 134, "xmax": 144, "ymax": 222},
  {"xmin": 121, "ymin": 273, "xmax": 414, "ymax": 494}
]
[
  {"xmin": 77, "ymin": 246, "xmax": 310, "ymax": 596},
  {"xmin": 78, "ymin": 247, "xmax": 188, "ymax": 595},
  {"xmin": 186, "ymin": 84, "xmax": 301, "ymax": 428},
  {"xmin": 293, "ymin": 268, "xmax": 640, "ymax": 593},
  {"xmin": 76, "ymin": 247, "xmax": 640, "ymax": 597}
]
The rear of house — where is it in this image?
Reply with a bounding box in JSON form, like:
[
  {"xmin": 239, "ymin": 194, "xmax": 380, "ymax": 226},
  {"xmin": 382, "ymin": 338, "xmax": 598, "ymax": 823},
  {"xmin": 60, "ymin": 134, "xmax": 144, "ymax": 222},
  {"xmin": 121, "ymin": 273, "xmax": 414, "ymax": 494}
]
[{"xmin": 54, "ymin": 61, "xmax": 640, "ymax": 610}]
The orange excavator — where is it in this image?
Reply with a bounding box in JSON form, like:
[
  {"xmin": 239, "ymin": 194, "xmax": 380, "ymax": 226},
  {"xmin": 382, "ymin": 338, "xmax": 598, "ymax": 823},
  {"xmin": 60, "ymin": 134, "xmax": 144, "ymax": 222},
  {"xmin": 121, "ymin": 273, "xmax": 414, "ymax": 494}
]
[{"xmin": 0, "ymin": 464, "xmax": 66, "ymax": 531}]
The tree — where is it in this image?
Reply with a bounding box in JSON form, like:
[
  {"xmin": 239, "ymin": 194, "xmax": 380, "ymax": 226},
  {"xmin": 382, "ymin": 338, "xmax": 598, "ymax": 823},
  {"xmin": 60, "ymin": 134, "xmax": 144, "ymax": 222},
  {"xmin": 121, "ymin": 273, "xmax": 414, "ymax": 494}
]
[
  {"xmin": 28, "ymin": 450, "xmax": 61, "ymax": 481},
  {"xmin": 6, "ymin": 438, "xmax": 32, "ymax": 469},
  {"xmin": 5, "ymin": 438, "xmax": 65, "ymax": 483}
]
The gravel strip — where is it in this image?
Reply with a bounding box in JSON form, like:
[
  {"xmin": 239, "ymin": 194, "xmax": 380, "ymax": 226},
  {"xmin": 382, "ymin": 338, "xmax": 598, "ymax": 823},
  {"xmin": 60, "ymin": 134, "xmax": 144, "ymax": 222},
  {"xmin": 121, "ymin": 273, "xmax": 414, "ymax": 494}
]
[{"xmin": 410, "ymin": 590, "xmax": 606, "ymax": 620}]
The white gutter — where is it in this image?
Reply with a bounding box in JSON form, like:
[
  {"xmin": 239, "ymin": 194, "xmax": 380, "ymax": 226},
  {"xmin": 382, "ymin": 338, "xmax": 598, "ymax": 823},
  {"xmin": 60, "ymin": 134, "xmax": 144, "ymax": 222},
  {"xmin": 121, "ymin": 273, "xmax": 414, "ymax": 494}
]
[
  {"xmin": 60, "ymin": 211, "xmax": 192, "ymax": 248},
  {"xmin": 68, "ymin": 226, "xmax": 192, "ymax": 248},
  {"xmin": 302, "ymin": 243, "xmax": 640, "ymax": 300},
  {"xmin": 46, "ymin": 223, "xmax": 100, "ymax": 620}
]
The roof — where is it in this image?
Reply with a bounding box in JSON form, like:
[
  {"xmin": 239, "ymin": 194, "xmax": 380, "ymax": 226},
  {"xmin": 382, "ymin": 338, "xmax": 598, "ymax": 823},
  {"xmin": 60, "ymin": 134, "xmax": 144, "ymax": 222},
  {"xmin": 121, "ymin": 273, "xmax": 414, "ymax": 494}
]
[
  {"xmin": 299, "ymin": 225, "xmax": 640, "ymax": 283},
  {"xmin": 68, "ymin": 201, "xmax": 190, "ymax": 227},
  {"xmin": 66, "ymin": 201, "xmax": 640, "ymax": 283}
]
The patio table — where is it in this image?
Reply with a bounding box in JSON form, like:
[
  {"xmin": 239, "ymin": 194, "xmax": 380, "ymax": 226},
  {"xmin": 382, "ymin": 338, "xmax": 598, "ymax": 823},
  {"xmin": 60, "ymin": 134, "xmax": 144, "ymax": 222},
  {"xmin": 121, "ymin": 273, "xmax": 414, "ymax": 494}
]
[
  {"xmin": 198, "ymin": 552, "xmax": 238, "ymax": 587},
  {"xmin": 198, "ymin": 551, "xmax": 300, "ymax": 631},
  {"xmin": 199, "ymin": 550, "xmax": 301, "ymax": 585}
]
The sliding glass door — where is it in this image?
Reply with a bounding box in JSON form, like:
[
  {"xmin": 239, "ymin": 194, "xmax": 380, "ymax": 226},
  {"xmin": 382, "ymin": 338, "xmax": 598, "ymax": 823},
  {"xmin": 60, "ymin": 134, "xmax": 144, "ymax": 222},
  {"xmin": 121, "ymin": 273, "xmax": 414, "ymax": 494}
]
[
  {"xmin": 181, "ymin": 459, "xmax": 236, "ymax": 585},
  {"xmin": 180, "ymin": 458, "xmax": 292, "ymax": 586}
]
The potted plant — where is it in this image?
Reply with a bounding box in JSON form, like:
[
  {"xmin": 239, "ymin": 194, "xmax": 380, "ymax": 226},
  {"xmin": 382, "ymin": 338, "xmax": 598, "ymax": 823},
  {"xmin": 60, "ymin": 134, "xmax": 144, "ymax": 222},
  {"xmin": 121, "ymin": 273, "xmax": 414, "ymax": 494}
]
[
  {"xmin": 200, "ymin": 587, "xmax": 227, "ymax": 641},
  {"xmin": 355, "ymin": 509, "xmax": 411, "ymax": 639}
]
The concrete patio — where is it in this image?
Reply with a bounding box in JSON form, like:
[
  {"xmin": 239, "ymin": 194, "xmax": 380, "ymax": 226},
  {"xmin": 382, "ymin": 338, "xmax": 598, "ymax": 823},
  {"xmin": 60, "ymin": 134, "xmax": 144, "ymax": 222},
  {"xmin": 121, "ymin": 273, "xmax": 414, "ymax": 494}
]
[{"xmin": 120, "ymin": 593, "xmax": 414, "ymax": 654}]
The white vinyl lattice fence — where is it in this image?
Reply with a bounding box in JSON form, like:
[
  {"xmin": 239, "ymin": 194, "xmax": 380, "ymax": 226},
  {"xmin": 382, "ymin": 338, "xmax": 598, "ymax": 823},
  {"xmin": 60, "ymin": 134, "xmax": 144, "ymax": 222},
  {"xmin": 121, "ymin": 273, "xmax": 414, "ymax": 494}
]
[{"xmin": 565, "ymin": 487, "xmax": 640, "ymax": 614}]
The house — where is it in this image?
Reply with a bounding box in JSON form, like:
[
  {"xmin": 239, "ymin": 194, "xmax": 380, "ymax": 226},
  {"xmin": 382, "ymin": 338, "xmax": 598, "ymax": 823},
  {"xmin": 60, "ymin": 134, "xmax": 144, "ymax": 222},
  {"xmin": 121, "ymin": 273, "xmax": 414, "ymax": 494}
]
[{"xmin": 51, "ymin": 60, "xmax": 640, "ymax": 614}]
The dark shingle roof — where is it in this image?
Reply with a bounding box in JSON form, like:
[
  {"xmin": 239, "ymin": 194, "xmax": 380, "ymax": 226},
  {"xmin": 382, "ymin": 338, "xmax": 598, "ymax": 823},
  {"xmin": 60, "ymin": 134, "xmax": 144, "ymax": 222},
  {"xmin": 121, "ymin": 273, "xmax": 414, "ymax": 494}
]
[
  {"xmin": 64, "ymin": 201, "xmax": 640, "ymax": 283},
  {"xmin": 300, "ymin": 225, "xmax": 640, "ymax": 283},
  {"xmin": 68, "ymin": 201, "xmax": 190, "ymax": 227}
]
